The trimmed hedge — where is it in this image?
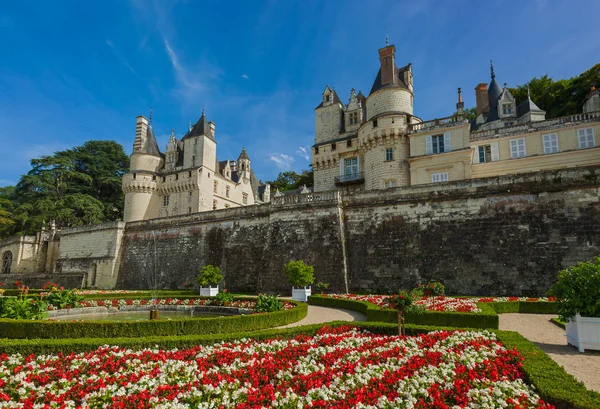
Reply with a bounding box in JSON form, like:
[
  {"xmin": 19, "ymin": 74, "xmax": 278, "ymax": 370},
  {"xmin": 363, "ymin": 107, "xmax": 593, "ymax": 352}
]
[
  {"xmin": 0, "ymin": 299, "xmax": 307, "ymax": 339},
  {"xmin": 495, "ymin": 330, "xmax": 600, "ymax": 409},
  {"xmin": 0, "ymin": 321, "xmax": 597, "ymax": 409},
  {"xmin": 308, "ymin": 295, "xmax": 499, "ymax": 329},
  {"xmin": 487, "ymin": 301, "xmax": 558, "ymax": 314}
]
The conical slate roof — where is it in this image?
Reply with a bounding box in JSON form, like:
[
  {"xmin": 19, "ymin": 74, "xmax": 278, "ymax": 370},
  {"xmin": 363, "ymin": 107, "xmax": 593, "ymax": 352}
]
[
  {"xmin": 134, "ymin": 125, "xmax": 161, "ymax": 157},
  {"xmin": 238, "ymin": 147, "xmax": 249, "ymax": 160},
  {"xmin": 184, "ymin": 110, "xmax": 210, "ymax": 139}
]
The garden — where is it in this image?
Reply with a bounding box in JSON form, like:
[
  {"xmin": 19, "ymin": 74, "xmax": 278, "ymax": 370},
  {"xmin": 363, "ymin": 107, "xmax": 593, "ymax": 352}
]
[{"xmin": 0, "ymin": 259, "xmax": 598, "ymax": 408}]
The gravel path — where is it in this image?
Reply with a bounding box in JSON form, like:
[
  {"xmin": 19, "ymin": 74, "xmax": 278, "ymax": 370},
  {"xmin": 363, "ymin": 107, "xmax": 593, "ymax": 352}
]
[
  {"xmin": 499, "ymin": 313, "xmax": 600, "ymax": 392},
  {"xmin": 278, "ymin": 305, "xmax": 366, "ymax": 328}
]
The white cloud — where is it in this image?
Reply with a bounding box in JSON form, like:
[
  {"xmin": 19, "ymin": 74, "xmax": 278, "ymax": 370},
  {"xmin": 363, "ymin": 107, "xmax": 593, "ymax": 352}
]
[
  {"xmin": 105, "ymin": 39, "xmax": 137, "ymax": 76},
  {"xmin": 296, "ymin": 146, "xmax": 310, "ymax": 161},
  {"xmin": 241, "ymin": 73, "xmax": 249, "ymax": 80},
  {"xmin": 269, "ymin": 153, "xmax": 294, "ymax": 170}
]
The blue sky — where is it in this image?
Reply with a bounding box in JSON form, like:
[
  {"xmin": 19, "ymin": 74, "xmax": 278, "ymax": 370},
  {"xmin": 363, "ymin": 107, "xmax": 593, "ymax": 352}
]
[{"xmin": 1, "ymin": 0, "xmax": 599, "ymax": 187}]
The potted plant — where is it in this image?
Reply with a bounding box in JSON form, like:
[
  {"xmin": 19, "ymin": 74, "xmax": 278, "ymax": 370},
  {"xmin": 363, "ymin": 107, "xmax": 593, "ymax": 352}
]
[
  {"xmin": 196, "ymin": 265, "xmax": 223, "ymax": 297},
  {"xmin": 315, "ymin": 281, "xmax": 329, "ymax": 295},
  {"xmin": 548, "ymin": 257, "xmax": 600, "ymax": 352},
  {"xmin": 284, "ymin": 260, "xmax": 314, "ymax": 302}
]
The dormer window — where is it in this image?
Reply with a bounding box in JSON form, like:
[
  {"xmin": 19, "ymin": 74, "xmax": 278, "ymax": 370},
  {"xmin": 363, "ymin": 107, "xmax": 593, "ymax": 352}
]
[
  {"xmin": 502, "ymin": 104, "xmax": 512, "ymax": 115},
  {"xmin": 349, "ymin": 111, "xmax": 359, "ymax": 125}
]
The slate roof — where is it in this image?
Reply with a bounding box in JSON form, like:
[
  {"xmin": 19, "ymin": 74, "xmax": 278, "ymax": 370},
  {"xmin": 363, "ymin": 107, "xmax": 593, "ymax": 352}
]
[
  {"xmin": 184, "ymin": 111, "xmax": 210, "ymax": 139},
  {"xmin": 369, "ymin": 63, "xmax": 411, "ymax": 95},
  {"xmin": 140, "ymin": 126, "xmax": 162, "ymax": 157},
  {"xmin": 315, "ymin": 89, "xmax": 342, "ymax": 109},
  {"xmin": 517, "ymin": 97, "xmax": 544, "ymax": 117}
]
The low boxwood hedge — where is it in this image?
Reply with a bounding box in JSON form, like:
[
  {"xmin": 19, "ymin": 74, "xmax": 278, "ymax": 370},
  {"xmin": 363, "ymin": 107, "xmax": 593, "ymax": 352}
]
[
  {"xmin": 487, "ymin": 301, "xmax": 558, "ymax": 314},
  {"xmin": 0, "ymin": 299, "xmax": 307, "ymax": 339},
  {"xmin": 308, "ymin": 295, "xmax": 499, "ymax": 329},
  {"xmin": 0, "ymin": 321, "xmax": 596, "ymax": 409}
]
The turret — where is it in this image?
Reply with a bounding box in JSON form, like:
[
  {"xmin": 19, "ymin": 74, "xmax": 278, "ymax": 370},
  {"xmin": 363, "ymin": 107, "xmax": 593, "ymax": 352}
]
[
  {"xmin": 315, "ymin": 85, "xmax": 343, "ymax": 144},
  {"xmin": 237, "ymin": 147, "xmax": 251, "ymax": 180},
  {"xmin": 122, "ymin": 115, "xmax": 163, "ymax": 222},
  {"xmin": 182, "ymin": 108, "xmax": 216, "ymax": 170}
]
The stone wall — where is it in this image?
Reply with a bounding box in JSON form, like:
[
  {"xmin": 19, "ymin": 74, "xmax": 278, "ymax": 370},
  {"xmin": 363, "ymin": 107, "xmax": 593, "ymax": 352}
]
[{"xmin": 115, "ymin": 166, "xmax": 600, "ymax": 296}]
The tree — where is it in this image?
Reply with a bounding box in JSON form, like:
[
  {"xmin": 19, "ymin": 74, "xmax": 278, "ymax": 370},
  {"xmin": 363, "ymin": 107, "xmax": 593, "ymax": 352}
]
[
  {"xmin": 0, "ymin": 196, "xmax": 15, "ymax": 239},
  {"xmin": 268, "ymin": 169, "xmax": 314, "ymax": 192}
]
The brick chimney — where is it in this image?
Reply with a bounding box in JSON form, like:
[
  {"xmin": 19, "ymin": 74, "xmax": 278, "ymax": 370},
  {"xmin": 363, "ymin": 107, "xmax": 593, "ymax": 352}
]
[
  {"xmin": 378, "ymin": 44, "xmax": 396, "ymax": 86},
  {"xmin": 475, "ymin": 83, "xmax": 489, "ymax": 116}
]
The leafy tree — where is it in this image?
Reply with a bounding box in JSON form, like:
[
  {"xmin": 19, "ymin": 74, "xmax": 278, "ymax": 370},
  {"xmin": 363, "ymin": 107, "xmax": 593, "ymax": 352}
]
[
  {"xmin": 268, "ymin": 169, "xmax": 314, "ymax": 192},
  {"xmin": 462, "ymin": 107, "xmax": 478, "ymax": 121},
  {"xmin": 0, "ymin": 196, "xmax": 15, "ymax": 238}
]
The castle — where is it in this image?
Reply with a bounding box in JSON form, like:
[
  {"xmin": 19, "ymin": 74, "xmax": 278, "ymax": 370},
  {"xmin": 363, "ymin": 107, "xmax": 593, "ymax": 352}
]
[
  {"xmin": 312, "ymin": 42, "xmax": 600, "ymax": 193},
  {"xmin": 122, "ymin": 110, "xmax": 270, "ymax": 222},
  {"xmin": 1, "ymin": 42, "xmax": 599, "ymax": 296}
]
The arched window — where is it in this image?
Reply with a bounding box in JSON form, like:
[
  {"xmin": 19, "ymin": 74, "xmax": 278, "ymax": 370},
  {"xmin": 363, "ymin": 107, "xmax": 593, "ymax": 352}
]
[{"xmin": 2, "ymin": 251, "xmax": 13, "ymax": 274}]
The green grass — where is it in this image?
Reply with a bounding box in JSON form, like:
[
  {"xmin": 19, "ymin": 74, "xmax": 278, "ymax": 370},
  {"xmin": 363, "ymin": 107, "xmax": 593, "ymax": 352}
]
[{"xmin": 551, "ymin": 317, "xmax": 566, "ymax": 329}]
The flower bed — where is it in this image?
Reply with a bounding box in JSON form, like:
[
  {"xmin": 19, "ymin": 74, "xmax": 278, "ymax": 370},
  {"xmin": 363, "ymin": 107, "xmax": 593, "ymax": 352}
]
[
  {"xmin": 46, "ymin": 298, "xmax": 295, "ymax": 312},
  {"xmin": 0, "ymin": 326, "xmax": 553, "ymax": 408},
  {"xmin": 325, "ymin": 294, "xmax": 555, "ymax": 313}
]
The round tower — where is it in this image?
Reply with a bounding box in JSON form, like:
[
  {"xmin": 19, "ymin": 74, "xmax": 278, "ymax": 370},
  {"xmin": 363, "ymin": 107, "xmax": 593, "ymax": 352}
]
[
  {"xmin": 122, "ymin": 115, "xmax": 164, "ymax": 222},
  {"xmin": 359, "ymin": 43, "xmax": 414, "ymax": 190}
]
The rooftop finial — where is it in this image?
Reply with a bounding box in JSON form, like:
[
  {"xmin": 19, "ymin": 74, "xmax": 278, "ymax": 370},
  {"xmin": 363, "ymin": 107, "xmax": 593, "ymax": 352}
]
[
  {"xmin": 188, "ymin": 121, "xmax": 192, "ymax": 132},
  {"xmin": 457, "ymin": 87, "xmax": 463, "ymax": 103},
  {"xmin": 490, "ymin": 60, "xmax": 495, "ymax": 79},
  {"xmin": 170, "ymin": 128, "xmax": 175, "ymax": 138},
  {"xmin": 202, "ymin": 106, "xmax": 206, "ymax": 117},
  {"xmin": 149, "ymin": 106, "xmax": 153, "ymax": 126},
  {"xmin": 385, "ymin": 26, "xmax": 389, "ymax": 46},
  {"xmin": 527, "ymin": 85, "xmax": 531, "ymax": 99}
]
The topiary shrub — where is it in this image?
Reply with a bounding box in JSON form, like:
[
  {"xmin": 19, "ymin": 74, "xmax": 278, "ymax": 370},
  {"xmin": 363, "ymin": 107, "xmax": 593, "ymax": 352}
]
[
  {"xmin": 548, "ymin": 257, "xmax": 600, "ymax": 322},
  {"xmin": 196, "ymin": 265, "xmax": 223, "ymax": 287},
  {"xmin": 284, "ymin": 261, "xmax": 314, "ymax": 288}
]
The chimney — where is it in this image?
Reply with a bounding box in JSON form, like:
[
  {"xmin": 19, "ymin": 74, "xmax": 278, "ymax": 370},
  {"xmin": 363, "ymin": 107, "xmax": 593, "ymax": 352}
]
[
  {"xmin": 475, "ymin": 83, "xmax": 489, "ymax": 116},
  {"xmin": 378, "ymin": 44, "xmax": 396, "ymax": 86},
  {"xmin": 133, "ymin": 116, "xmax": 149, "ymax": 153},
  {"xmin": 456, "ymin": 87, "xmax": 464, "ymax": 115},
  {"xmin": 209, "ymin": 121, "xmax": 216, "ymax": 140}
]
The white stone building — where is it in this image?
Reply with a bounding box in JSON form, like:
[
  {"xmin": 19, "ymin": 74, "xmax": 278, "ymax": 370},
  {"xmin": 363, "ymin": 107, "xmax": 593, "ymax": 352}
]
[{"xmin": 122, "ymin": 110, "xmax": 269, "ymax": 222}]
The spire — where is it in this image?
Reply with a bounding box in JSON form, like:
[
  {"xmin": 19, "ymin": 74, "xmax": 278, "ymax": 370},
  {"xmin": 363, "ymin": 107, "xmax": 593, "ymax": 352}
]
[
  {"xmin": 385, "ymin": 27, "xmax": 389, "ymax": 46},
  {"xmin": 527, "ymin": 86, "xmax": 532, "ymax": 100},
  {"xmin": 149, "ymin": 106, "xmax": 153, "ymax": 126},
  {"xmin": 490, "ymin": 60, "xmax": 495, "ymax": 79},
  {"xmin": 238, "ymin": 146, "xmax": 249, "ymax": 160}
]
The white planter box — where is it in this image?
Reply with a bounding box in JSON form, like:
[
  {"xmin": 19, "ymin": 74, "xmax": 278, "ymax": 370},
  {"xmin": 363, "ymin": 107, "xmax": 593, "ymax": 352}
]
[
  {"xmin": 292, "ymin": 286, "xmax": 311, "ymax": 302},
  {"xmin": 566, "ymin": 314, "xmax": 600, "ymax": 352},
  {"xmin": 199, "ymin": 286, "xmax": 219, "ymax": 297}
]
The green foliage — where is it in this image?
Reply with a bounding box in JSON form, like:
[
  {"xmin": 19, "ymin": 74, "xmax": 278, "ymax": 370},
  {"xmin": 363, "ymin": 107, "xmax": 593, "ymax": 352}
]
[
  {"xmin": 1, "ymin": 140, "xmax": 129, "ymax": 238},
  {"xmin": 213, "ymin": 290, "xmax": 234, "ymax": 306},
  {"xmin": 196, "ymin": 265, "xmax": 223, "ymax": 287},
  {"xmin": 254, "ymin": 294, "xmax": 284, "ymax": 313},
  {"xmin": 267, "ymin": 169, "xmax": 313, "ymax": 192},
  {"xmin": 284, "ymin": 260, "xmax": 315, "ymax": 287},
  {"xmin": 419, "ymin": 281, "xmax": 445, "ymax": 297},
  {"xmin": 0, "ymin": 288, "xmax": 48, "ymax": 320},
  {"xmin": 43, "ymin": 289, "xmax": 84, "ymax": 310},
  {"xmin": 315, "ymin": 282, "xmax": 329, "ymax": 293},
  {"xmin": 548, "ymin": 257, "xmax": 600, "ymax": 321},
  {"xmin": 0, "ymin": 299, "xmax": 307, "ymax": 339}
]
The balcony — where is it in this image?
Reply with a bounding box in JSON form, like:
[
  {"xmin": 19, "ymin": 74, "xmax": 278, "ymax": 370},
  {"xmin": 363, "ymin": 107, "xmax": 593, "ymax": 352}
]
[{"xmin": 335, "ymin": 172, "xmax": 364, "ymax": 186}]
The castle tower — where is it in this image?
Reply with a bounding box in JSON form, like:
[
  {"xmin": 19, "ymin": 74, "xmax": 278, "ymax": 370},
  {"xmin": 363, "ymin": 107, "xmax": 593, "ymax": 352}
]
[
  {"xmin": 237, "ymin": 147, "xmax": 251, "ymax": 180},
  {"xmin": 182, "ymin": 108, "xmax": 216, "ymax": 171},
  {"xmin": 122, "ymin": 115, "xmax": 164, "ymax": 222},
  {"xmin": 315, "ymin": 85, "xmax": 343, "ymax": 144},
  {"xmin": 359, "ymin": 41, "xmax": 413, "ymax": 190}
]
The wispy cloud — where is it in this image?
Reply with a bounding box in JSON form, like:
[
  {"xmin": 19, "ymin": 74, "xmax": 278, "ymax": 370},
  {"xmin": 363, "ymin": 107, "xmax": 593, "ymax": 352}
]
[
  {"xmin": 269, "ymin": 153, "xmax": 294, "ymax": 170},
  {"xmin": 296, "ymin": 146, "xmax": 310, "ymax": 161},
  {"xmin": 105, "ymin": 39, "xmax": 138, "ymax": 76},
  {"xmin": 241, "ymin": 73, "xmax": 250, "ymax": 80}
]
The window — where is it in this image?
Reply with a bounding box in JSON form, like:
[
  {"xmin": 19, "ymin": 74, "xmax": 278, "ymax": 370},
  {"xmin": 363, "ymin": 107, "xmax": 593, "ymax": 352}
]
[
  {"xmin": 431, "ymin": 172, "xmax": 449, "ymax": 183},
  {"xmin": 331, "ymin": 143, "xmax": 336, "ymax": 151},
  {"xmin": 505, "ymin": 122, "xmax": 514, "ymax": 127},
  {"xmin": 2, "ymin": 251, "xmax": 12, "ymax": 274},
  {"xmin": 242, "ymin": 193, "xmax": 248, "ymax": 204},
  {"xmin": 478, "ymin": 145, "xmax": 492, "ymax": 163},
  {"xmin": 426, "ymin": 133, "xmax": 451, "ymax": 155},
  {"xmin": 543, "ymin": 133, "xmax": 559, "ymax": 154},
  {"xmin": 315, "ymin": 146, "xmax": 319, "ymax": 154},
  {"xmin": 226, "ymin": 186, "xmax": 230, "ymax": 198},
  {"xmin": 349, "ymin": 111, "xmax": 358, "ymax": 125},
  {"xmin": 162, "ymin": 195, "xmax": 169, "ymax": 206},
  {"xmin": 188, "ymin": 207, "xmax": 192, "ymax": 213},
  {"xmin": 152, "ymin": 175, "xmax": 156, "ymax": 181},
  {"xmin": 510, "ymin": 138, "xmax": 526, "ymax": 158},
  {"xmin": 372, "ymin": 119, "xmax": 378, "ymax": 128},
  {"xmin": 132, "ymin": 173, "xmax": 136, "ymax": 180},
  {"xmin": 578, "ymin": 128, "xmax": 595, "ymax": 149},
  {"xmin": 213, "ymin": 181, "xmax": 218, "ymax": 193},
  {"xmin": 175, "ymin": 174, "xmax": 179, "ymax": 180},
  {"xmin": 385, "ymin": 148, "xmax": 393, "ymax": 161},
  {"xmin": 344, "ymin": 157, "xmax": 359, "ymax": 176},
  {"xmin": 502, "ymin": 104, "xmax": 512, "ymax": 115},
  {"xmin": 213, "ymin": 200, "xmax": 217, "ymax": 210},
  {"xmin": 192, "ymin": 155, "xmax": 196, "ymax": 165},
  {"xmin": 189, "ymin": 191, "xmax": 193, "ymax": 197},
  {"xmin": 188, "ymin": 171, "xmax": 192, "ymax": 177},
  {"xmin": 347, "ymin": 140, "xmax": 352, "ymax": 148},
  {"xmin": 384, "ymin": 180, "xmax": 397, "ymax": 189},
  {"xmin": 163, "ymin": 176, "xmax": 166, "ymax": 182}
]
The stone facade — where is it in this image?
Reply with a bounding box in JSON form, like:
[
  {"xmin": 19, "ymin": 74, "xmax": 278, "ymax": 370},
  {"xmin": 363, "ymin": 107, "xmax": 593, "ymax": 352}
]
[
  {"xmin": 313, "ymin": 43, "xmax": 600, "ymax": 193},
  {"xmin": 122, "ymin": 113, "xmax": 268, "ymax": 222}
]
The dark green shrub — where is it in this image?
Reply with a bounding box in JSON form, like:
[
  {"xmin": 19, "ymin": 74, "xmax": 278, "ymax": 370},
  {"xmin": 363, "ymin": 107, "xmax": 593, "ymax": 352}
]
[
  {"xmin": 196, "ymin": 265, "xmax": 223, "ymax": 287},
  {"xmin": 213, "ymin": 290, "xmax": 235, "ymax": 306},
  {"xmin": 284, "ymin": 260, "xmax": 314, "ymax": 287},
  {"xmin": 548, "ymin": 257, "xmax": 600, "ymax": 321},
  {"xmin": 254, "ymin": 294, "xmax": 284, "ymax": 313}
]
